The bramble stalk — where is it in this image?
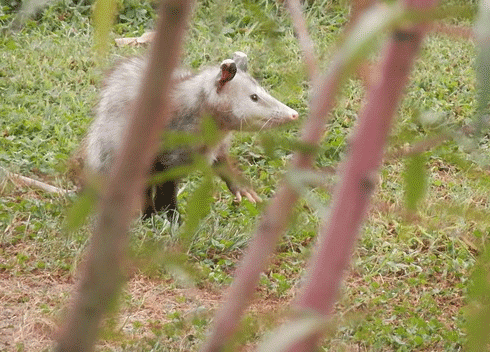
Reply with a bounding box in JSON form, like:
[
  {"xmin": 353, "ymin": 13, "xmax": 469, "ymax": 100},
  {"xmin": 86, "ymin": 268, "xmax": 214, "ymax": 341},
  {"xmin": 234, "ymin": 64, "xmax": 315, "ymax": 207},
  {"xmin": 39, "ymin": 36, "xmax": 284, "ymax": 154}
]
[
  {"xmin": 287, "ymin": 0, "xmax": 438, "ymax": 351},
  {"xmin": 201, "ymin": 8, "xmax": 350, "ymax": 352},
  {"xmin": 54, "ymin": 1, "xmax": 194, "ymax": 351},
  {"xmin": 284, "ymin": 0, "xmax": 319, "ymax": 80},
  {"xmin": 202, "ymin": 1, "xmax": 439, "ymax": 351}
]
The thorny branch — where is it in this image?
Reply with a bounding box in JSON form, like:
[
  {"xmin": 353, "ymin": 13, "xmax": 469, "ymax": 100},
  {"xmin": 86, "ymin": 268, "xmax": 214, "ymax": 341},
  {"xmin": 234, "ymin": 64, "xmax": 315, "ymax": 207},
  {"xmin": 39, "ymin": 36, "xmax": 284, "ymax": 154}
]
[
  {"xmin": 55, "ymin": 1, "xmax": 195, "ymax": 351},
  {"xmin": 202, "ymin": 0, "xmax": 439, "ymax": 351}
]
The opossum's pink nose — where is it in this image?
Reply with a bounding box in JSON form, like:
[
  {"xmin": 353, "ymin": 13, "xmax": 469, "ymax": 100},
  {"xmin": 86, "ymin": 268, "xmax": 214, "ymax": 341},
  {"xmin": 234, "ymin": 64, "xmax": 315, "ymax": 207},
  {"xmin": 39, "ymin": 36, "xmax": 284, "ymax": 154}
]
[{"xmin": 290, "ymin": 109, "xmax": 299, "ymax": 120}]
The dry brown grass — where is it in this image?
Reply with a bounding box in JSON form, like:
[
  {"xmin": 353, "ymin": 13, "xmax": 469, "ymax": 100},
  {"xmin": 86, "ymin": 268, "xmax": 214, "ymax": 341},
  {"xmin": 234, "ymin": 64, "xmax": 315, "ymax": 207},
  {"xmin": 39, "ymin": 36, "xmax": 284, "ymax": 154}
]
[
  {"xmin": 0, "ymin": 268, "xmax": 294, "ymax": 351},
  {"xmin": 0, "ymin": 272, "xmax": 71, "ymax": 351}
]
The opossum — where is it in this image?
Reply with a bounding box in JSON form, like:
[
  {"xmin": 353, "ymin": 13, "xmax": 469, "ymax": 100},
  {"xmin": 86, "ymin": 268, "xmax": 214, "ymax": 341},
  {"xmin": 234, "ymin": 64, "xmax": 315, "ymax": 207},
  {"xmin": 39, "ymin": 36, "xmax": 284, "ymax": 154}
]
[{"xmin": 85, "ymin": 51, "xmax": 299, "ymax": 220}]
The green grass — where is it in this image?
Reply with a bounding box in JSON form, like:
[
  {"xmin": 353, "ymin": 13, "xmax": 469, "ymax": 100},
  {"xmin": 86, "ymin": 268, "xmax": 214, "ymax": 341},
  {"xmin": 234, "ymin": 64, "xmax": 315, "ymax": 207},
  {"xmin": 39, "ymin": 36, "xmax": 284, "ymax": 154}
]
[{"xmin": 0, "ymin": 0, "xmax": 487, "ymax": 351}]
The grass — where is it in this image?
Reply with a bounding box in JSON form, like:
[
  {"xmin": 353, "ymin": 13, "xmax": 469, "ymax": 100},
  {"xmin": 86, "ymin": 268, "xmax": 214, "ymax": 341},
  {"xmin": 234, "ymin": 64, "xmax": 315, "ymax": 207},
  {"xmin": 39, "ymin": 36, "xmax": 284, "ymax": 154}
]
[{"xmin": 0, "ymin": 0, "xmax": 486, "ymax": 351}]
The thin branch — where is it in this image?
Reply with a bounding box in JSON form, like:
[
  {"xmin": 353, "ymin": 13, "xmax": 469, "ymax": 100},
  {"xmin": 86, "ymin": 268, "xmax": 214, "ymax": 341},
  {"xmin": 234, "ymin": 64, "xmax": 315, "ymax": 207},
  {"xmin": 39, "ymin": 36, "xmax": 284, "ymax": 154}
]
[
  {"xmin": 200, "ymin": 9, "xmax": 352, "ymax": 352},
  {"xmin": 1, "ymin": 167, "xmax": 75, "ymax": 195},
  {"xmin": 284, "ymin": 0, "xmax": 319, "ymax": 81},
  {"xmin": 388, "ymin": 133, "xmax": 449, "ymax": 159},
  {"xmin": 287, "ymin": 1, "xmax": 438, "ymax": 350},
  {"xmin": 54, "ymin": 1, "xmax": 194, "ymax": 351}
]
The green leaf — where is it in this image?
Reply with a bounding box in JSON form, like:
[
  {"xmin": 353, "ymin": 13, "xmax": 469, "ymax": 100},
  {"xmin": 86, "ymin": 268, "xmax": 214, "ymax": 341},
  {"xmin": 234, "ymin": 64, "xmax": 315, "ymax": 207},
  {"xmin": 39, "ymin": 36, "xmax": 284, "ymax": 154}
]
[
  {"xmin": 149, "ymin": 163, "xmax": 200, "ymax": 185},
  {"xmin": 93, "ymin": 0, "xmax": 117, "ymax": 55},
  {"xmin": 403, "ymin": 153, "xmax": 427, "ymax": 211},
  {"xmin": 332, "ymin": 1, "xmax": 405, "ymax": 80},
  {"xmin": 260, "ymin": 134, "xmax": 276, "ymax": 158},
  {"xmin": 257, "ymin": 313, "xmax": 331, "ymax": 352},
  {"xmin": 65, "ymin": 187, "xmax": 97, "ymax": 231},
  {"xmin": 14, "ymin": 0, "xmax": 52, "ymax": 25},
  {"xmin": 201, "ymin": 115, "xmax": 220, "ymax": 148},
  {"xmin": 132, "ymin": 247, "xmax": 197, "ymax": 287},
  {"xmin": 259, "ymin": 135, "xmax": 318, "ymax": 158},
  {"xmin": 286, "ymin": 169, "xmax": 329, "ymax": 218},
  {"xmin": 473, "ymin": 0, "xmax": 490, "ymax": 136},
  {"xmin": 465, "ymin": 245, "xmax": 490, "ymax": 352},
  {"xmin": 181, "ymin": 172, "xmax": 214, "ymax": 248},
  {"xmin": 160, "ymin": 130, "xmax": 203, "ymax": 150}
]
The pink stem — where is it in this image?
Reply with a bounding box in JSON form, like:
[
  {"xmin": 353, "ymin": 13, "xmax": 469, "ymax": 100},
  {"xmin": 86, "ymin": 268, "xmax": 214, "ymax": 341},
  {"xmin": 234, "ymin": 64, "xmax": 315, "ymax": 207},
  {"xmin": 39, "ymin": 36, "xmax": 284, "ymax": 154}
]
[
  {"xmin": 287, "ymin": 2, "xmax": 438, "ymax": 352},
  {"xmin": 55, "ymin": 1, "xmax": 194, "ymax": 351},
  {"xmin": 201, "ymin": 13, "xmax": 347, "ymax": 352}
]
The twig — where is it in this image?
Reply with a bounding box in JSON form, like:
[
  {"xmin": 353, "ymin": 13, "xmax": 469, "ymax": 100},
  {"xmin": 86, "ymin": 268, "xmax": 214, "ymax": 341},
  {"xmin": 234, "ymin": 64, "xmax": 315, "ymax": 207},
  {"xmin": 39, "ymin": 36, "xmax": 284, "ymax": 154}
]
[
  {"xmin": 114, "ymin": 31, "xmax": 155, "ymax": 47},
  {"xmin": 1, "ymin": 167, "xmax": 75, "ymax": 195},
  {"xmin": 388, "ymin": 133, "xmax": 449, "ymax": 159},
  {"xmin": 284, "ymin": 0, "xmax": 319, "ymax": 81},
  {"xmin": 200, "ymin": 5, "xmax": 350, "ymax": 352}
]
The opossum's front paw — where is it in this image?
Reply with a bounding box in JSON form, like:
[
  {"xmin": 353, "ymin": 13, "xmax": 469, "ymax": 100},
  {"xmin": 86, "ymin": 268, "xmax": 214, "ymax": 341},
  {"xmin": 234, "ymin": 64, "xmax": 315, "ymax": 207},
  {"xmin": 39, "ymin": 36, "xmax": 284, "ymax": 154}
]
[{"xmin": 232, "ymin": 186, "xmax": 262, "ymax": 203}]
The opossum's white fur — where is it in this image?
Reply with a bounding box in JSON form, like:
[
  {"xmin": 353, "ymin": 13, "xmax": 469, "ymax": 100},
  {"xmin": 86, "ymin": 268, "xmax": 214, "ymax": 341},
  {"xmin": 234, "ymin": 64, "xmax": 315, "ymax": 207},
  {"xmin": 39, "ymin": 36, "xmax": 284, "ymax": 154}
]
[{"xmin": 86, "ymin": 55, "xmax": 298, "ymax": 175}]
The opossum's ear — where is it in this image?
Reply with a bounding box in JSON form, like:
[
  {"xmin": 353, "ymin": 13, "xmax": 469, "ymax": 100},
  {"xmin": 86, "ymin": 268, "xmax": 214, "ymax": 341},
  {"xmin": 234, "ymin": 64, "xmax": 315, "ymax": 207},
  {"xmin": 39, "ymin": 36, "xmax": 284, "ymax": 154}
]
[
  {"xmin": 216, "ymin": 59, "xmax": 237, "ymax": 93},
  {"xmin": 232, "ymin": 51, "xmax": 248, "ymax": 72}
]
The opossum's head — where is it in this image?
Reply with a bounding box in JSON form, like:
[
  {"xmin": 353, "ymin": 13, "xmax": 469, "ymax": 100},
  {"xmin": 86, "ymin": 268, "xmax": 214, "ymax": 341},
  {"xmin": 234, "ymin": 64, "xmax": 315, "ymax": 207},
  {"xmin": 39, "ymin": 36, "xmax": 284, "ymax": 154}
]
[{"xmin": 211, "ymin": 53, "xmax": 299, "ymax": 132}]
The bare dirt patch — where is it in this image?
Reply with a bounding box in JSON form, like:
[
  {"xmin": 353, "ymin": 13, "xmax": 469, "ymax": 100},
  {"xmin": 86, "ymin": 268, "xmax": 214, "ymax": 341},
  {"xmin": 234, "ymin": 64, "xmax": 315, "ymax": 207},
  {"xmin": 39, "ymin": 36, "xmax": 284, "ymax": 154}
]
[
  {"xmin": 0, "ymin": 272, "xmax": 72, "ymax": 351},
  {"xmin": 1, "ymin": 270, "xmax": 292, "ymax": 351}
]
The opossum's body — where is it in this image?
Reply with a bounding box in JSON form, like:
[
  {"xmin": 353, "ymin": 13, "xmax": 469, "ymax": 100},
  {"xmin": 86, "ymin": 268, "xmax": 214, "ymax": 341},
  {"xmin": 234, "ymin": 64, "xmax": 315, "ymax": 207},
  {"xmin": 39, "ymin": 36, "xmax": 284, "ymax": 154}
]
[{"xmin": 85, "ymin": 52, "xmax": 298, "ymax": 219}]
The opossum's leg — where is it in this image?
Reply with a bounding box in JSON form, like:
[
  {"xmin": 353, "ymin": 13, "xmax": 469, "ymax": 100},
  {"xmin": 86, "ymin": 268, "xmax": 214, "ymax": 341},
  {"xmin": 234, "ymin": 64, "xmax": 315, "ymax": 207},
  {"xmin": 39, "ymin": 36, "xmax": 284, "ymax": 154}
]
[
  {"xmin": 142, "ymin": 158, "xmax": 180, "ymax": 222},
  {"xmin": 212, "ymin": 152, "xmax": 262, "ymax": 204},
  {"xmin": 142, "ymin": 186, "xmax": 156, "ymax": 219},
  {"xmin": 154, "ymin": 180, "xmax": 179, "ymax": 221},
  {"xmin": 142, "ymin": 181, "xmax": 180, "ymax": 221}
]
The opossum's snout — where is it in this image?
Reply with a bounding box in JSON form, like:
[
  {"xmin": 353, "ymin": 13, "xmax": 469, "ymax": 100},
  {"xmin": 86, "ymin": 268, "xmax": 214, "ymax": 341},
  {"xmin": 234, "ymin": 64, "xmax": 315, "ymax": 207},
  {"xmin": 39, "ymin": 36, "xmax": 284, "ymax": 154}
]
[
  {"xmin": 242, "ymin": 97, "xmax": 299, "ymax": 131},
  {"xmin": 273, "ymin": 104, "xmax": 299, "ymax": 124},
  {"xmin": 287, "ymin": 107, "xmax": 299, "ymax": 121},
  {"xmin": 271, "ymin": 107, "xmax": 298, "ymax": 126}
]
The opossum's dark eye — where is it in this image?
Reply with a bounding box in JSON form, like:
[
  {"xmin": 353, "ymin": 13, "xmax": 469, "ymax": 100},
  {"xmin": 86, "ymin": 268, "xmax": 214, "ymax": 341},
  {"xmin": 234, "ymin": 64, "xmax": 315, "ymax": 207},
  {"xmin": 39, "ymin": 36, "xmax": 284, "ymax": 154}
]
[{"xmin": 250, "ymin": 94, "xmax": 259, "ymax": 102}]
